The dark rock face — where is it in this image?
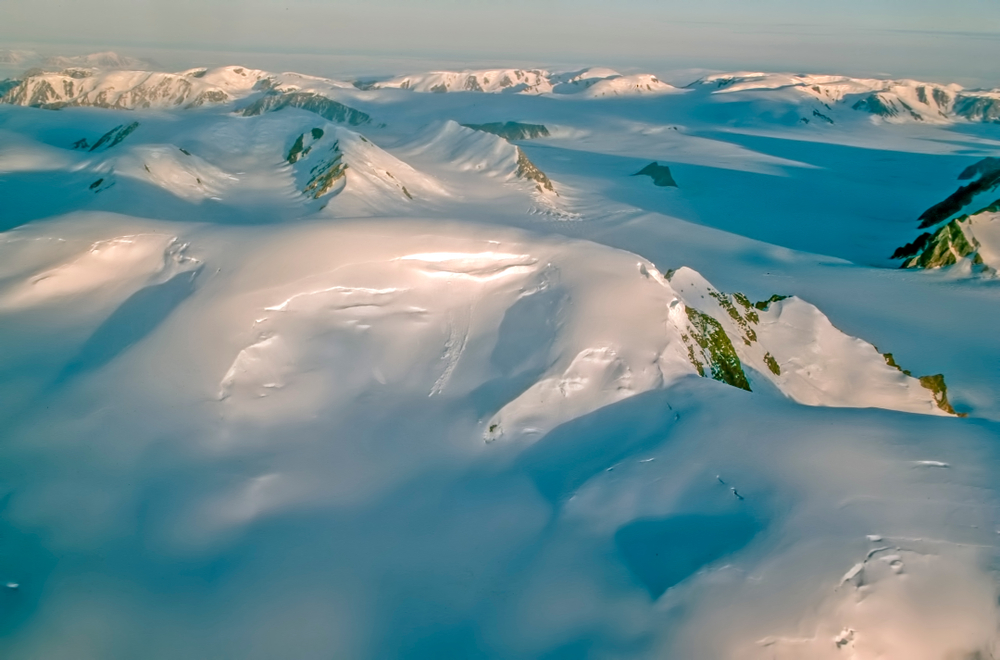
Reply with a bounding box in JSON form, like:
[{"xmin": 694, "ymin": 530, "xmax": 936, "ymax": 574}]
[
  {"xmin": 958, "ymin": 157, "xmax": 1000, "ymax": 181},
  {"xmin": 900, "ymin": 220, "xmax": 979, "ymax": 269},
  {"xmin": 286, "ymin": 128, "xmax": 324, "ymax": 164},
  {"xmin": 631, "ymin": 162, "xmax": 678, "ymax": 187},
  {"xmin": 853, "ymin": 94, "xmax": 899, "ymax": 117},
  {"xmin": 812, "ymin": 109, "xmax": 834, "ymax": 124},
  {"xmin": 89, "ymin": 122, "xmax": 140, "ymax": 152},
  {"xmin": 0, "ymin": 79, "xmax": 20, "ymax": 98},
  {"xmin": 917, "ymin": 167, "xmax": 1000, "ymax": 228},
  {"xmin": 891, "ymin": 233, "xmax": 933, "ymax": 261},
  {"xmin": 892, "ymin": 157, "xmax": 1000, "ymax": 270},
  {"xmin": 239, "ymin": 92, "xmax": 371, "ymax": 126},
  {"xmin": 853, "ymin": 93, "xmax": 923, "ymax": 121},
  {"xmin": 514, "ymin": 148, "xmax": 555, "ymax": 193},
  {"xmin": 880, "ymin": 354, "xmax": 963, "ymax": 416},
  {"xmin": 682, "ymin": 307, "xmax": 751, "ymax": 391},
  {"xmin": 953, "ymin": 96, "xmax": 1000, "ymax": 123},
  {"xmin": 462, "ymin": 121, "xmax": 550, "ymax": 140},
  {"xmin": 303, "ymin": 146, "xmax": 347, "ymax": 199}
]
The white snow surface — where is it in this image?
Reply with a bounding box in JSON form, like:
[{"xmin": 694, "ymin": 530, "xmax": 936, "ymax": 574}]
[
  {"xmin": 0, "ymin": 58, "xmax": 999, "ymax": 660},
  {"xmin": 373, "ymin": 66, "xmax": 680, "ymax": 97},
  {"xmin": 970, "ymin": 209, "xmax": 1000, "ymax": 270},
  {"xmin": 398, "ymin": 120, "xmax": 523, "ymax": 177}
]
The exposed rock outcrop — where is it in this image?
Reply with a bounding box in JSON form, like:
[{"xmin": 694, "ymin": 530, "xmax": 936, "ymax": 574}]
[
  {"xmin": 462, "ymin": 121, "xmax": 550, "ymax": 140},
  {"xmin": 514, "ymin": 147, "xmax": 555, "ymax": 193},
  {"xmin": 239, "ymin": 91, "xmax": 371, "ymax": 126},
  {"xmin": 893, "ymin": 157, "xmax": 1000, "ymax": 272},
  {"xmin": 632, "ymin": 162, "xmax": 678, "ymax": 187}
]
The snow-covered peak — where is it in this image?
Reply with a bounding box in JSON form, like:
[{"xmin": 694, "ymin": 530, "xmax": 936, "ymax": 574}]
[
  {"xmin": 266, "ymin": 71, "xmax": 360, "ymax": 95},
  {"xmin": 574, "ymin": 73, "xmax": 679, "ymax": 98},
  {"xmin": 555, "ymin": 67, "xmax": 623, "ymax": 82},
  {"xmin": 372, "ymin": 67, "xmax": 680, "ymax": 97},
  {"xmin": 177, "ymin": 65, "xmax": 272, "ymax": 90},
  {"xmin": 1, "ymin": 66, "xmax": 271, "ymax": 110},
  {"xmin": 667, "ymin": 266, "xmax": 955, "ymax": 415},
  {"xmin": 283, "ymin": 124, "xmax": 448, "ymax": 214},
  {"xmin": 699, "ymin": 71, "xmax": 887, "ymax": 95},
  {"xmin": 550, "ymin": 67, "xmax": 681, "ymax": 97},
  {"xmin": 374, "ymin": 68, "xmax": 554, "ymax": 94},
  {"xmin": 695, "ymin": 71, "xmax": 999, "ymax": 124}
]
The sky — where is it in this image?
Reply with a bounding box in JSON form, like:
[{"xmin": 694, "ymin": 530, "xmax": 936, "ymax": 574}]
[{"xmin": 2, "ymin": 0, "xmax": 1000, "ymax": 85}]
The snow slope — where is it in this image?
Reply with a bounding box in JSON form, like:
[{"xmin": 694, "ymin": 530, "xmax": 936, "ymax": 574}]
[
  {"xmin": 397, "ymin": 120, "xmax": 558, "ymax": 197},
  {"xmin": 284, "ymin": 124, "xmax": 448, "ymax": 212},
  {"xmin": 0, "ymin": 56, "xmax": 999, "ymax": 660}
]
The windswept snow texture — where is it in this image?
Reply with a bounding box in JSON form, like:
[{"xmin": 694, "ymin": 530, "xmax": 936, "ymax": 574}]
[{"xmin": 0, "ymin": 57, "xmax": 1000, "ymax": 660}]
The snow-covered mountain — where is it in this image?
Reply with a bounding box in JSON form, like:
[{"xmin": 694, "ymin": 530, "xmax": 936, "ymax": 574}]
[
  {"xmin": 0, "ymin": 65, "xmax": 370, "ymax": 118},
  {"xmin": 373, "ymin": 67, "xmax": 553, "ymax": 93},
  {"xmin": 692, "ymin": 71, "xmax": 1000, "ymax": 124},
  {"xmin": 371, "ymin": 66, "xmax": 680, "ymax": 97},
  {"xmin": 483, "ymin": 259, "xmax": 955, "ymax": 442},
  {"xmin": 1, "ymin": 56, "xmax": 999, "ymax": 660},
  {"xmin": 552, "ymin": 67, "xmax": 681, "ymax": 98},
  {"xmin": 1, "ymin": 65, "xmax": 271, "ymax": 109},
  {"xmin": 286, "ymin": 124, "xmax": 447, "ymax": 212}
]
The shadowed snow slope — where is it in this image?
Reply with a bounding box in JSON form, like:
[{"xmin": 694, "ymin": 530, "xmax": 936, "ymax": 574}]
[{"xmin": 397, "ymin": 120, "xmax": 558, "ymax": 196}]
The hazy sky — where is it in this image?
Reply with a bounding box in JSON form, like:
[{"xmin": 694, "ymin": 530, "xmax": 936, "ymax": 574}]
[{"xmin": 3, "ymin": 0, "xmax": 1000, "ymax": 84}]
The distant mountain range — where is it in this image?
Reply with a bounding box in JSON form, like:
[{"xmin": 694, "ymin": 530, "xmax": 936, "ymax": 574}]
[
  {"xmin": 3, "ymin": 57, "xmax": 998, "ymax": 125},
  {"xmin": 0, "ymin": 49, "xmax": 153, "ymax": 71},
  {"xmin": 693, "ymin": 71, "xmax": 1000, "ymax": 124},
  {"xmin": 366, "ymin": 67, "xmax": 680, "ymax": 97}
]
